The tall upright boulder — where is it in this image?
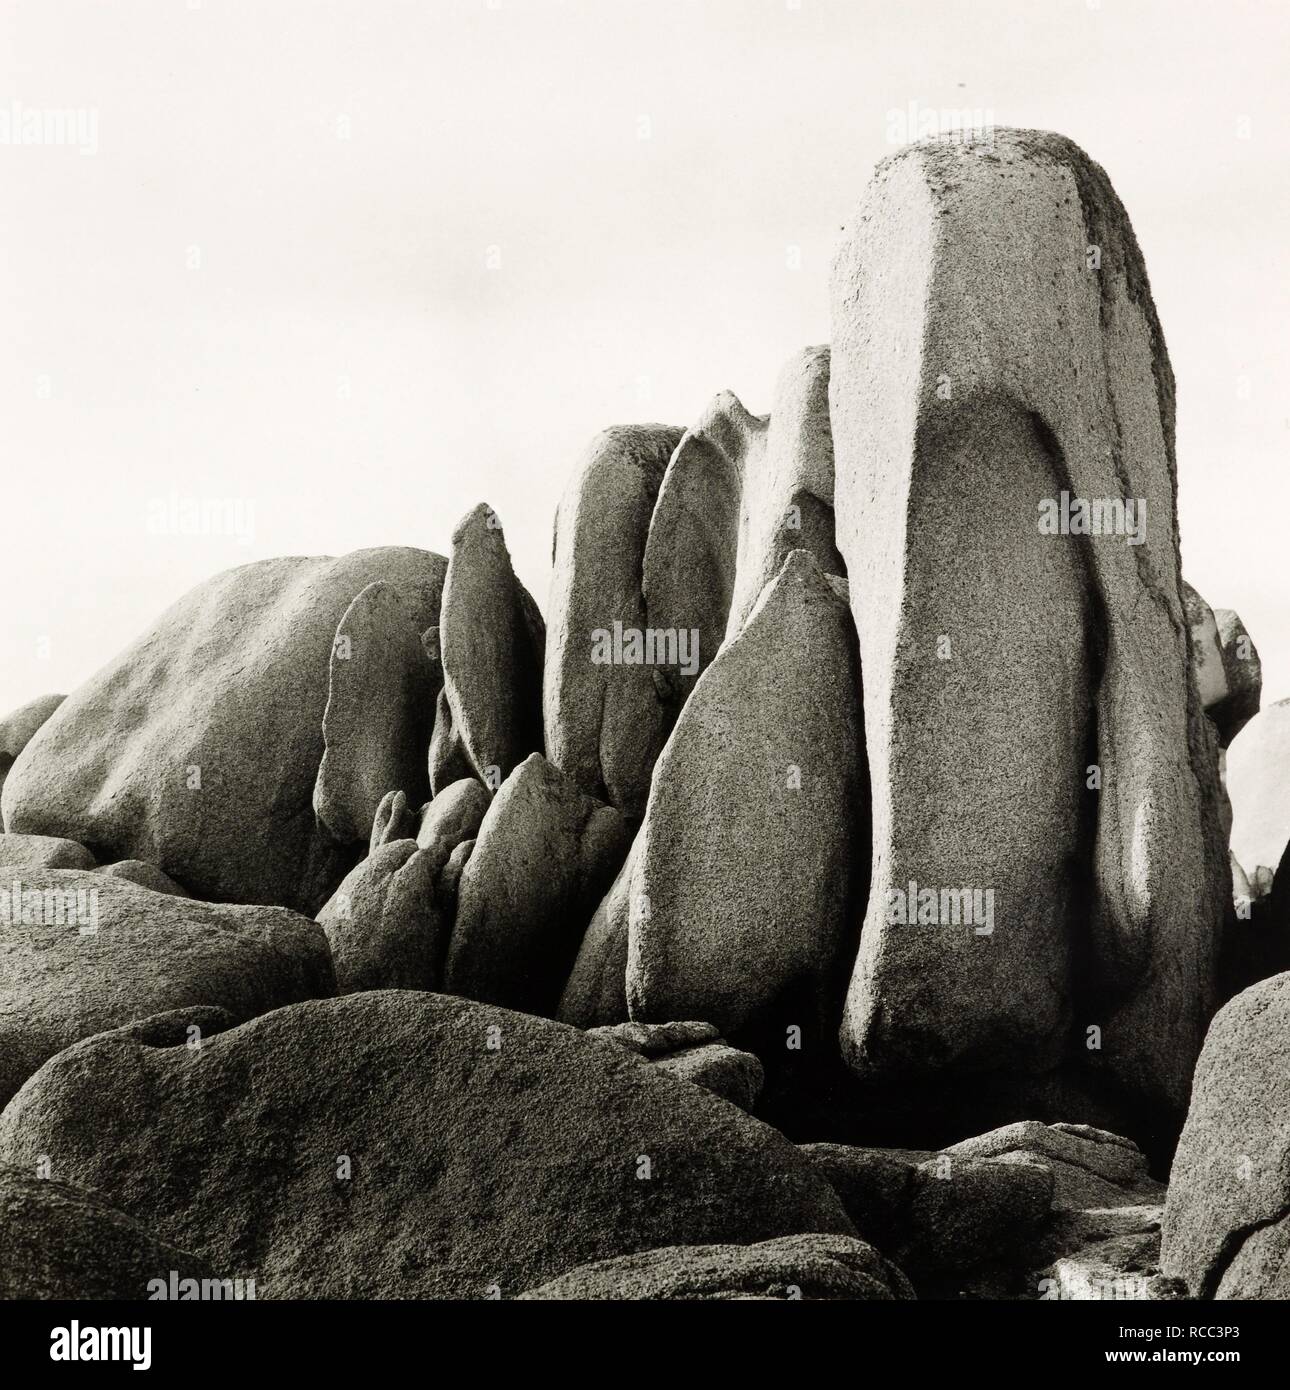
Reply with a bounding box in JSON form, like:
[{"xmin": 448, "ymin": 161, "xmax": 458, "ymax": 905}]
[
  {"xmin": 579, "ymin": 550, "xmax": 864, "ymax": 1052},
  {"xmin": 543, "ymin": 425, "xmax": 684, "ymax": 818},
  {"xmin": 435, "ymin": 505, "xmax": 544, "ymax": 790},
  {"xmin": 1, "ymin": 549, "xmax": 446, "ymax": 913},
  {"xmin": 829, "ymin": 129, "xmax": 1228, "ymax": 1132}
]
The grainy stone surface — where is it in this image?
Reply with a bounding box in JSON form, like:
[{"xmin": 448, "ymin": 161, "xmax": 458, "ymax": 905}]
[
  {"xmin": 1161, "ymin": 971, "xmax": 1290, "ymax": 1298},
  {"xmin": 0, "ymin": 548, "xmax": 445, "ymax": 913},
  {"xmin": 0, "ymin": 992, "xmax": 854, "ymax": 1299},
  {"xmin": 444, "ymin": 754, "xmax": 629, "ymax": 1016},
  {"xmin": 0, "ymin": 869, "xmax": 334, "ymax": 1108},
  {"xmin": 830, "ymin": 128, "xmax": 1228, "ymax": 1127},
  {"xmin": 517, "ymin": 1232, "xmax": 912, "ymax": 1300}
]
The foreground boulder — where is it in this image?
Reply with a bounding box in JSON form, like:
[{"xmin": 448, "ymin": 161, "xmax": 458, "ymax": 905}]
[
  {"xmin": 1161, "ymin": 972, "xmax": 1290, "ymax": 1298},
  {"xmin": 518, "ymin": 1233, "xmax": 911, "ymax": 1300},
  {"xmin": 829, "ymin": 128, "xmax": 1228, "ymax": 1135},
  {"xmin": 0, "ymin": 1166, "xmax": 213, "ymax": 1300},
  {"xmin": 584, "ymin": 550, "xmax": 863, "ymax": 1051},
  {"xmin": 0, "ymin": 694, "xmax": 64, "ymax": 817},
  {"xmin": 0, "ymin": 993, "xmax": 854, "ymax": 1299},
  {"xmin": 1, "ymin": 548, "xmax": 446, "ymax": 913},
  {"xmin": 0, "ymin": 869, "xmax": 334, "ymax": 1107},
  {"xmin": 444, "ymin": 754, "xmax": 629, "ymax": 1016},
  {"xmin": 543, "ymin": 424, "xmax": 684, "ymax": 818}
]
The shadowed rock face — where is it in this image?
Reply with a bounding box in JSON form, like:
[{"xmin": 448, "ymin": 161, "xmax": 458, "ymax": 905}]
[
  {"xmin": 0, "ymin": 548, "xmax": 446, "ymax": 914},
  {"xmin": 1161, "ymin": 972, "xmax": 1290, "ymax": 1299},
  {"xmin": 0, "ymin": 993, "xmax": 854, "ymax": 1300},
  {"xmin": 0, "ymin": 869, "xmax": 334, "ymax": 1108},
  {"xmin": 829, "ymin": 128, "xmax": 1228, "ymax": 1131}
]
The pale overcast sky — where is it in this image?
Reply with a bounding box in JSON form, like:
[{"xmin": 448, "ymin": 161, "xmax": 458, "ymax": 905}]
[{"xmin": 1, "ymin": 0, "xmax": 1287, "ymax": 713}]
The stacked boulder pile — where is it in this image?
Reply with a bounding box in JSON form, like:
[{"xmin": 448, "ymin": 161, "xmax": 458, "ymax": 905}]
[{"xmin": 0, "ymin": 128, "xmax": 1285, "ymax": 1300}]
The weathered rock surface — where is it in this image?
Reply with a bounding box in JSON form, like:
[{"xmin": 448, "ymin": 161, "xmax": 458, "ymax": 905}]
[
  {"xmin": 0, "ymin": 870, "xmax": 334, "ymax": 1108},
  {"xmin": 316, "ymin": 840, "xmax": 448, "ymax": 993},
  {"xmin": 416, "ymin": 777, "xmax": 490, "ymax": 850},
  {"xmin": 543, "ymin": 424, "xmax": 684, "ymax": 818},
  {"xmin": 0, "ymin": 694, "xmax": 64, "ymax": 818},
  {"xmin": 1226, "ymin": 699, "xmax": 1290, "ymax": 883},
  {"xmin": 0, "ymin": 832, "xmax": 96, "ymax": 871},
  {"xmin": 585, "ymin": 1021, "xmax": 763, "ymax": 1110},
  {"xmin": 0, "ymin": 548, "xmax": 446, "ymax": 913},
  {"xmin": 1184, "ymin": 585, "xmax": 1261, "ymax": 749},
  {"xmin": 637, "ymin": 350, "xmax": 845, "ymax": 747},
  {"xmin": 830, "ymin": 128, "xmax": 1228, "ymax": 1131},
  {"xmin": 619, "ymin": 550, "xmax": 865, "ymax": 1047},
  {"xmin": 369, "ymin": 789, "xmax": 419, "ymax": 851},
  {"xmin": 517, "ymin": 1233, "xmax": 912, "ymax": 1300},
  {"xmin": 95, "ymin": 859, "xmax": 189, "ymax": 897},
  {"xmin": 945, "ymin": 1121, "xmax": 1162, "ymax": 1211},
  {"xmin": 444, "ymin": 754, "xmax": 629, "ymax": 1016},
  {"xmin": 799, "ymin": 1140, "xmax": 1053, "ymax": 1283},
  {"xmin": 0, "ymin": 1166, "xmax": 214, "ymax": 1300},
  {"xmin": 313, "ymin": 582, "xmax": 438, "ymax": 844},
  {"xmin": 1212, "ymin": 607, "xmax": 1262, "ymax": 746},
  {"xmin": 1161, "ymin": 971, "xmax": 1290, "ymax": 1298},
  {"xmin": 436, "ymin": 505, "xmax": 544, "ymax": 789},
  {"xmin": 0, "ymin": 992, "xmax": 854, "ymax": 1299}
]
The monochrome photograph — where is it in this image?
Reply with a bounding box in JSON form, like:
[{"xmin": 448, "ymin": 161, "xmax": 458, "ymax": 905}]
[{"xmin": 0, "ymin": 0, "xmax": 1285, "ymax": 1367}]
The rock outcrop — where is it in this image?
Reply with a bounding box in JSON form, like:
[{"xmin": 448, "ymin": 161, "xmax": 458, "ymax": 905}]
[
  {"xmin": 0, "ymin": 993, "xmax": 853, "ymax": 1299},
  {"xmin": 0, "ymin": 549, "xmax": 446, "ymax": 913},
  {"xmin": 829, "ymin": 128, "xmax": 1228, "ymax": 1135},
  {"xmin": 0, "ymin": 870, "xmax": 334, "ymax": 1107}
]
